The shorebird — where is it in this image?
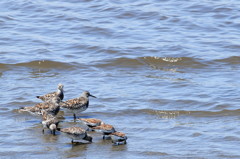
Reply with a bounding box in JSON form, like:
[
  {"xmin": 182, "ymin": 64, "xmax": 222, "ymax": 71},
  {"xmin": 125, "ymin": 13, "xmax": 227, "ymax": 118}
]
[
  {"xmin": 19, "ymin": 96, "xmax": 61, "ymax": 116},
  {"xmin": 78, "ymin": 118, "xmax": 104, "ymax": 128},
  {"xmin": 41, "ymin": 110, "xmax": 60, "ymax": 135},
  {"xmin": 91, "ymin": 123, "xmax": 116, "ymax": 139},
  {"xmin": 60, "ymin": 91, "xmax": 96, "ymax": 120},
  {"xmin": 36, "ymin": 83, "xmax": 64, "ymax": 102},
  {"xmin": 110, "ymin": 132, "xmax": 128, "ymax": 145},
  {"xmin": 60, "ymin": 126, "xmax": 92, "ymax": 144}
]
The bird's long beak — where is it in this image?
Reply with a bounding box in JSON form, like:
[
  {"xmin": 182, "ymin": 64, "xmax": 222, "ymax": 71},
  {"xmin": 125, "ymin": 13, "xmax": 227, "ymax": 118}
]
[{"xmin": 90, "ymin": 94, "xmax": 97, "ymax": 98}]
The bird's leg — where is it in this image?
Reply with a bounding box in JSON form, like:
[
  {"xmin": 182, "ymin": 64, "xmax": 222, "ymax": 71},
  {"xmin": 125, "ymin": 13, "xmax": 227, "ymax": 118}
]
[
  {"xmin": 42, "ymin": 129, "xmax": 44, "ymax": 134},
  {"xmin": 112, "ymin": 142, "xmax": 119, "ymax": 146},
  {"xmin": 52, "ymin": 129, "xmax": 56, "ymax": 135},
  {"xmin": 73, "ymin": 113, "xmax": 76, "ymax": 121},
  {"xmin": 71, "ymin": 139, "xmax": 74, "ymax": 144}
]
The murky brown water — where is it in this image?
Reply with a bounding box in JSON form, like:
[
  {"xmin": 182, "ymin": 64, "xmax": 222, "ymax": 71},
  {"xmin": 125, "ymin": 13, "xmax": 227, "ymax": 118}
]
[{"xmin": 1, "ymin": 0, "xmax": 240, "ymax": 158}]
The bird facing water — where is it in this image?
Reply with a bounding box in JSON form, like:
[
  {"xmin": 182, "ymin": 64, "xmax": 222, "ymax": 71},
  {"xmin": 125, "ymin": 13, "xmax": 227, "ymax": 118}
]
[
  {"xmin": 91, "ymin": 123, "xmax": 116, "ymax": 139},
  {"xmin": 60, "ymin": 91, "xmax": 96, "ymax": 120},
  {"xmin": 110, "ymin": 132, "xmax": 128, "ymax": 145},
  {"xmin": 78, "ymin": 118, "xmax": 104, "ymax": 127},
  {"xmin": 60, "ymin": 126, "xmax": 92, "ymax": 144}
]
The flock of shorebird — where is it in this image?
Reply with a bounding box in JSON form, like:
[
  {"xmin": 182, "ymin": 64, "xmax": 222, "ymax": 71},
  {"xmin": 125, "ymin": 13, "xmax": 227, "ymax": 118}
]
[{"xmin": 18, "ymin": 84, "xmax": 127, "ymax": 145}]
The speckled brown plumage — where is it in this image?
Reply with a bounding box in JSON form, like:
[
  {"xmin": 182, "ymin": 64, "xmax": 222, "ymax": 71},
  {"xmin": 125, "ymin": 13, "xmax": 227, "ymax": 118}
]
[
  {"xmin": 111, "ymin": 132, "xmax": 126, "ymax": 137},
  {"xmin": 60, "ymin": 126, "xmax": 92, "ymax": 143},
  {"xmin": 92, "ymin": 123, "xmax": 116, "ymax": 135},
  {"xmin": 41, "ymin": 110, "xmax": 60, "ymax": 135},
  {"xmin": 37, "ymin": 83, "xmax": 64, "ymax": 102},
  {"xmin": 110, "ymin": 131, "xmax": 128, "ymax": 145},
  {"xmin": 60, "ymin": 91, "xmax": 96, "ymax": 120},
  {"xmin": 78, "ymin": 118, "xmax": 103, "ymax": 127},
  {"xmin": 19, "ymin": 97, "xmax": 61, "ymax": 116},
  {"xmin": 61, "ymin": 126, "xmax": 86, "ymax": 135}
]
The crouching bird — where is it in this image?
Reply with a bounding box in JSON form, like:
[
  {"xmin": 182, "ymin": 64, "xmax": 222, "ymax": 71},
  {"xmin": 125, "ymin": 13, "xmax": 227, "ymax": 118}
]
[{"xmin": 110, "ymin": 132, "xmax": 128, "ymax": 145}]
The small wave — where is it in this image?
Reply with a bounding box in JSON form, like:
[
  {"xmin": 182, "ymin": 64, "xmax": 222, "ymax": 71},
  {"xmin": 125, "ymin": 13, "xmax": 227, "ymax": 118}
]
[
  {"xmin": 0, "ymin": 63, "xmax": 8, "ymax": 70},
  {"xmin": 213, "ymin": 7, "xmax": 233, "ymax": 13},
  {"xmin": 140, "ymin": 56, "xmax": 208, "ymax": 70},
  {"xmin": 93, "ymin": 56, "xmax": 218, "ymax": 72},
  {"xmin": 223, "ymin": 136, "xmax": 240, "ymax": 142},
  {"xmin": 92, "ymin": 108, "xmax": 240, "ymax": 119},
  {"xmin": 142, "ymin": 109, "xmax": 240, "ymax": 118},
  {"xmin": 94, "ymin": 57, "xmax": 144, "ymax": 68},
  {"xmin": 117, "ymin": 10, "xmax": 160, "ymax": 21},
  {"xmin": 81, "ymin": 25, "xmax": 114, "ymax": 37},
  {"xmin": 215, "ymin": 56, "xmax": 240, "ymax": 65},
  {"xmin": 184, "ymin": 3, "xmax": 214, "ymax": 13},
  {"xmin": 0, "ymin": 14, "xmax": 16, "ymax": 22},
  {"xmin": 1, "ymin": 60, "xmax": 76, "ymax": 70},
  {"xmin": 141, "ymin": 151, "xmax": 168, "ymax": 156},
  {"xmin": 91, "ymin": 56, "xmax": 240, "ymax": 73}
]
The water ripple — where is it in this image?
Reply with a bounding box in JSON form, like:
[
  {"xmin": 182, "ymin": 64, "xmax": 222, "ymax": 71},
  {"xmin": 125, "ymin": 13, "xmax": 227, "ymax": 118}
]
[{"xmin": 1, "ymin": 0, "xmax": 240, "ymax": 158}]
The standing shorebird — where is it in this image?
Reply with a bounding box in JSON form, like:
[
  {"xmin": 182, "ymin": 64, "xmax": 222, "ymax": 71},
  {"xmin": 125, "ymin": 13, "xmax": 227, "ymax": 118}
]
[
  {"xmin": 60, "ymin": 91, "xmax": 96, "ymax": 120},
  {"xmin": 36, "ymin": 83, "xmax": 64, "ymax": 102},
  {"xmin": 110, "ymin": 132, "xmax": 128, "ymax": 145},
  {"xmin": 19, "ymin": 96, "xmax": 61, "ymax": 116},
  {"xmin": 60, "ymin": 126, "xmax": 92, "ymax": 144},
  {"xmin": 41, "ymin": 110, "xmax": 60, "ymax": 135},
  {"xmin": 92, "ymin": 123, "xmax": 116, "ymax": 139}
]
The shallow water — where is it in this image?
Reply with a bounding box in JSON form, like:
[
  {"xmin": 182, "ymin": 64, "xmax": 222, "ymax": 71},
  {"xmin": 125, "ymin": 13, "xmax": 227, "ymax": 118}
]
[{"xmin": 1, "ymin": 0, "xmax": 240, "ymax": 158}]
